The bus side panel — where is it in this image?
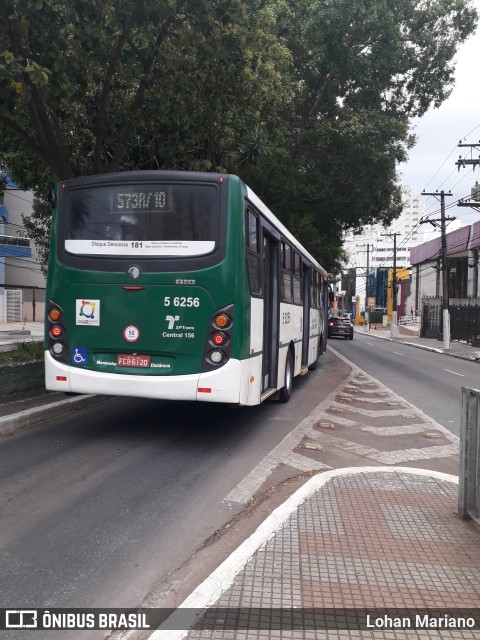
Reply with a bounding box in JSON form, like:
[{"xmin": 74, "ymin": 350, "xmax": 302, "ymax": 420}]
[
  {"xmin": 308, "ymin": 307, "xmax": 321, "ymax": 365},
  {"xmin": 278, "ymin": 301, "xmax": 303, "ymax": 377},
  {"xmin": 246, "ymin": 297, "xmax": 263, "ymax": 405}
]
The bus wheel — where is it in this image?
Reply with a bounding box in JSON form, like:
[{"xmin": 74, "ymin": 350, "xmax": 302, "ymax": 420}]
[{"xmin": 279, "ymin": 349, "xmax": 294, "ymax": 403}]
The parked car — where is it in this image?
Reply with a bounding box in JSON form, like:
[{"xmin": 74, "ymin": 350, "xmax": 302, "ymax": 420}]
[{"xmin": 327, "ymin": 316, "xmax": 354, "ymax": 340}]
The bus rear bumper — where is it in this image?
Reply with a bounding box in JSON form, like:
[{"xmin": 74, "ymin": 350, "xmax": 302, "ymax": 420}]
[{"xmin": 45, "ymin": 352, "xmax": 244, "ymax": 404}]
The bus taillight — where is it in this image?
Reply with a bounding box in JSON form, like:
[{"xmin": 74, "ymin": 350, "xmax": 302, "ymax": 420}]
[
  {"xmin": 50, "ymin": 325, "xmax": 63, "ymax": 338},
  {"xmin": 51, "ymin": 342, "xmax": 65, "ymax": 356},
  {"xmin": 212, "ymin": 332, "xmax": 226, "ymax": 346},
  {"xmin": 49, "ymin": 308, "xmax": 62, "ymax": 322},
  {"xmin": 202, "ymin": 304, "xmax": 234, "ymax": 372},
  {"xmin": 47, "ymin": 300, "xmax": 68, "ymax": 364},
  {"xmin": 214, "ymin": 314, "xmax": 229, "ymax": 328},
  {"xmin": 210, "ymin": 351, "xmax": 223, "ymax": 364}
]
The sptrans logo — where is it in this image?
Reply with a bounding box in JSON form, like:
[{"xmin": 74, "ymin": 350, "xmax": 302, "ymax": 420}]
[{"xmin": 76, "ymin": 299, "xmax": 100, "ymax": 326}]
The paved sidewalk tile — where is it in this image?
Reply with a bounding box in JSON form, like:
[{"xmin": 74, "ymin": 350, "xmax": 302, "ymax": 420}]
[{"xmin": 183, "ymin": 471, "xmax": 480, "ymax": 639}]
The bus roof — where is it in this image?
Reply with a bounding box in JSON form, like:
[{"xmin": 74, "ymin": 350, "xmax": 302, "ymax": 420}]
[{"xmin": 245, "ymin": 185, "xmax": 328, "ymax": 278}]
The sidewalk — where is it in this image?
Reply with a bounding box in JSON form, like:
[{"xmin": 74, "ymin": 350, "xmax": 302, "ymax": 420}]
[
  {"xmin": 157, "ymin": 468, "xmax": 480, "ymax": 638},
  {"xmin": 0, "ymin": 320, "xmax": 44, "ymax": 351},
  {"xmin": 357, "ymin": 324, "xmax": 480, "ymax": 362}
]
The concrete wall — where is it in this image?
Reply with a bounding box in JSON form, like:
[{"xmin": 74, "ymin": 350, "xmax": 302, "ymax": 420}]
[{"xmin": 0, "ymin": 360, "xmax": 46, "ymax": 403}]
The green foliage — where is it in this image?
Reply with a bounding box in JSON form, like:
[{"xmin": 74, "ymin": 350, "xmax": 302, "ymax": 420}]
[
  {"xmin": 369, "ymin": 310, "xmax": 386, "ymax": 324},
  {"xmin": 244, "ymin": 0, "xmax": 476, "ymax": 268},
  {"xmin": 0, "ymin": 341, "xmax": 43, "ymax": 365},
  {"xmin": 0, "ymin": 0, "xmax": 477, "ymax": 272}
]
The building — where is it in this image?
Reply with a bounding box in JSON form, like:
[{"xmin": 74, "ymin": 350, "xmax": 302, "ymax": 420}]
[
  {"xmin": 342, "ymin": 189, "xmax": 461, "ymax": 314},
  {"xmin": 410, "ymin": 220, "xmax": 480, "ymax": 306},
  {"xmin": 0, "ymin": 177, "xmax": 46, "ymax": 322},
  {"xmin": 409, "ymin": 219, "xmax": 480, "ymax": 342}
]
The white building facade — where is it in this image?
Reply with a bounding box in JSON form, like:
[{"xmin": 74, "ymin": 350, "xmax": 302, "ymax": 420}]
[
  {"xmin": 0, "ymin": 180, "xmax": 46, "ymax": 322},
  {"xmin": 342, "ymin": 190, "xmax": 460, "ymax": 312}
]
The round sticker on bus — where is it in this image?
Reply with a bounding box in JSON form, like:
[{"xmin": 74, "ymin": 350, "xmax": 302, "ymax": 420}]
[{"xmin": 123, "ymin": 325, "xmax": 140, "ymax": 342}]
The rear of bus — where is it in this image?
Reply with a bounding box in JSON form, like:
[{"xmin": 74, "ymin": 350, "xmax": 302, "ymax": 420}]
[{"xmin": 44, "ymin": 171, "xmax": 252, "ymax": 403}]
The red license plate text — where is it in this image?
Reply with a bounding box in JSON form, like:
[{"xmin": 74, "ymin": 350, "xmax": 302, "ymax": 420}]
[{"xmin": 117, "ymin": 354, "xmax": 151, "ymax": 368}]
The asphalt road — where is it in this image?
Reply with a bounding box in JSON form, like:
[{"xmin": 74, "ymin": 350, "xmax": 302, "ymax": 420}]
[
  {"xmin": 328, "ymin": 331, "xmax": 480, "ymax": 435},
  {"xmin": 0, "ymin": 351, "xmax": 351, "ymax": 639}
]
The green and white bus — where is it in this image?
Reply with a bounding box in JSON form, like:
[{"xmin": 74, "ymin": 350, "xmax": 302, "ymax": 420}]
[{"xmin": 45, "ymin": 171, "xmax": 329, "ymax": 405}]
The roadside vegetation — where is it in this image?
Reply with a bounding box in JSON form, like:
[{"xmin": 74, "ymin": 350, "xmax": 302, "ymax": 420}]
[{"xmin": 0, "ymin": 341, "xmax": 43, "ymax": 365}]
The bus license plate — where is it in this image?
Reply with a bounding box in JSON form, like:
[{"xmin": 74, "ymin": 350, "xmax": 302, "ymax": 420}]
[{"xmin": 117, "ymin": 354, "xmax": 151, "ymax": 368}]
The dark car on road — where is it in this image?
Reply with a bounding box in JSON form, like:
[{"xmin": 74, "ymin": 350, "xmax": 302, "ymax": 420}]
[{"xmin": 327, "ymin": 316, "xmax": 354, "ymax": 340}]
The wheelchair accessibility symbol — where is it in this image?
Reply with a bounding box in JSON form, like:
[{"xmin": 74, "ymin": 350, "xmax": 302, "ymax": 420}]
[{"xmin": 72, "ymin": 347, "xmax": 88, "ymax": 365}]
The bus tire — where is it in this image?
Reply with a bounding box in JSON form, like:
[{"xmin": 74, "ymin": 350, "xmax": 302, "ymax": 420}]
[{"xmin": 279, "ymin": 349, "xmax": 294, "ymax": 403}]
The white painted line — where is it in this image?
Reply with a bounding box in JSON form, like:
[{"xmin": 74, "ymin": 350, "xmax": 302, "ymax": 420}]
[
  {"xmin": 283, "ymin": 451, "xmax": 330, "ymax": 472},
  {"xmin": 368, "ymin": 443, "xmax": 458, "ymax": 464},
  {"xmin": 150, "ymin": 467, "xmax": 458, "ymax": 640},
  {"xmin": 330, "ymin": 347, "xmax": 459, "ymax": 444},
  {"xmin": 361, "ymin": 423, "xmax": 432, "ymax": 436},
  {"xmin": 444, "ymin": 369, "xmax": 464, "ymax": 377},
  {"xmin": 223, "ymin": 370, "xmax": 357, "ymax": 504},
  {"xmin": 329, "ymin": 400, "xmax": 415, "ymax": 418},
  {"xmin": 393, "ymin": 351, "xmax": 404, "ymax": 356}
]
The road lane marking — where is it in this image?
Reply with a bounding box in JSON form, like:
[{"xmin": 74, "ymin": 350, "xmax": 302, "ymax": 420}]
[
  {"xmin": 393, "ymin": 351, "xmax": 404, "ymax": 356},
  {"xmin": 225, "ymin": 347, "xmax": 459, "ymax": 506},
  {"xmin": 444, "ymin": 369, "xmax": 464, "ymax": 377}
]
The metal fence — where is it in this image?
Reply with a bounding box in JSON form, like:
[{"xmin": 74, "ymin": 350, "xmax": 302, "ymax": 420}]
[
  {"xmin": 421, "ymin": 303, "xmax": 442, "ymax": 338},
  {"xmin": 399, "ymin": 315, "xmax": 421, "ymax": 327},
  {"xmin": 421, "ymin": 301, "xmax": 480, "ymax": 344},
  {"xmin": 458, "ymin": 386, "xmax": 480, "ymax": 529},
  {"xmin": 450, "ymin": 304, "xmax": 480, "ymax": 344}
]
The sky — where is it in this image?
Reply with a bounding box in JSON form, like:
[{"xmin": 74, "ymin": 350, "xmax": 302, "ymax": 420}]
[{"xmin": 398, "ymin": 0, "xmax": 480, "ymax": 226}]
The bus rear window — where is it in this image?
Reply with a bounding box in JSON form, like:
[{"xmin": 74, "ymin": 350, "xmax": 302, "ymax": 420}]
[{"xmin": 63, "ymin": 183, "xmax": 219, "ymax": 257}]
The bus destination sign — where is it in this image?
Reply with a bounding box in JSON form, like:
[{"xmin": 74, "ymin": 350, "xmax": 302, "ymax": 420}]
[{"xmin": 113, "ymin": 190, "xmax": 168, "ymax": 212}]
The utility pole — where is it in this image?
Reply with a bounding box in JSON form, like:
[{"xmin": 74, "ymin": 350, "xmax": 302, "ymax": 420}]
[
  {"xmin": 381, "ymin": 233, "xmax": 400, "ymax": 338},
  {"xmin": 456, "ymin": 141, "xmax": 480, "ymax": 172},
  {"xmin": 457, "ymin": 142, "xmax": 480, "ymax": 297},
  {"xmin": 421, "ymin": 191, "xmax": 454, "ymax": 349},
  {"xmin": 364, "ymin": 244, "xmax": 370, "ymax": 332}
]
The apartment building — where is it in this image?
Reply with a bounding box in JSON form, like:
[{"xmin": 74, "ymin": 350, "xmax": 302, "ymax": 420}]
[{"xmin": 342, "ymin": 190, "xmax": 461, "ymax": 311}]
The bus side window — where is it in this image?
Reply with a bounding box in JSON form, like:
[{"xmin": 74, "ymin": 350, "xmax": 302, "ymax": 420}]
[
  {"xmin": 281, "ymin": 241, "xmax": 292, "ymax": 302},
  {"xmin": 247, "ymin": 209, "xmax": 259, "ymax": 252},
  {"xmin": 310, "ymin": 270, "xmax": 317, "ymax": 309},
  {"xmin": 246, "ymin": 210, "xmax": 262, "ymax": 295},
  {"xmin": 293, "ymin": 251, "xmax": 302, "ymax": 304}
]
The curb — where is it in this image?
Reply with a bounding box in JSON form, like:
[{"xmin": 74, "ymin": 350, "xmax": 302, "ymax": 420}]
[
  {"xmin": 0, "ymin": 394, "xmax": 112, "ymax": 436},
  {"xmin": 356, "ymin": 330, "xmax": 478, "ymax": 361},
  {"xmin": 401, "ymin": 340, "xmax": 444, "ymax": 354}
]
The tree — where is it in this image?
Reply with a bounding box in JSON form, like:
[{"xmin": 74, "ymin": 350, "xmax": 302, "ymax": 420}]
[
  {"xmin": 0, "ymin": 0, "xmax": 291, "ymax": 270},
  {"xmin": 0, "ymin": 0, "xmax": 290, "ymax": 177},
  {"xmin": 242, "ymin": 0, "xmax": 477, "ymax": 270},
  {"xmin": 0, "ymin": 0, "xmax": 477, "ymax": 273}
]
